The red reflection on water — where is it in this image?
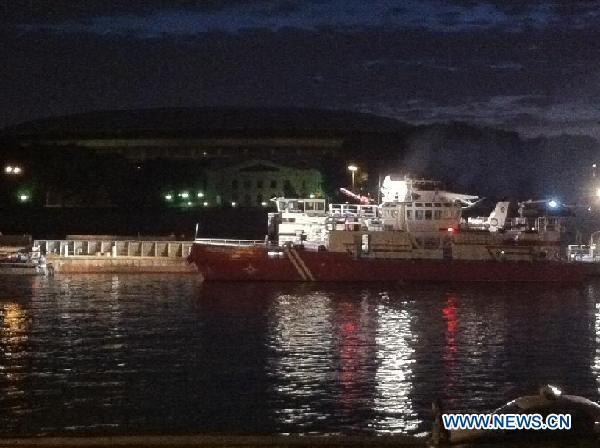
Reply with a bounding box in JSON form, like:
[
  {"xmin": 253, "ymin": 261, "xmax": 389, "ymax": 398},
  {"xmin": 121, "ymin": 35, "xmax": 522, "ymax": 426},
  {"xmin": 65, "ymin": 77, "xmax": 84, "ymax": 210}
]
[
  {"xmin": 337, "ymin": 302, "xmax": 363, "ymax": 411},
  {"xmin": 443, "ymin": 295, "xmax": 458, "ymax": 342},
  {"xmin": 443, "ymin": 294, "xmax": 458, "ymax": 397}
]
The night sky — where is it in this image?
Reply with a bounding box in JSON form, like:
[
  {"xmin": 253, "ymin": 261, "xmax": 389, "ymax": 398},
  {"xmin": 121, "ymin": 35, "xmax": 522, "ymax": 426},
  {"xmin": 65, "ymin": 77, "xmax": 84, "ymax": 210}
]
[{"xmin": 2, "ymin": 1, "xmax": 600, "ymax": 139}]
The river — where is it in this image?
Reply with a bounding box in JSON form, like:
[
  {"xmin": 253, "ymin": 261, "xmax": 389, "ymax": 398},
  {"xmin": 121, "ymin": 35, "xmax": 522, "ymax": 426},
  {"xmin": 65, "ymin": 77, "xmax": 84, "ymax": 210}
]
[{"xmin": 0, "ymin": 275, "xmax": 598, "ymax": 437}]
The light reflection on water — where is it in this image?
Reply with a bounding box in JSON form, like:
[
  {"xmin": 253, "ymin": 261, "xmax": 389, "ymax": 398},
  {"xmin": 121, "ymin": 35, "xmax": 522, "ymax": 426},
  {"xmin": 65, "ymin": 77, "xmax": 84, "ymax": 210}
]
[
  {"xmin": 371, "ymin": 298, "xmax": 418, "ymax": 433},
  {"xmin": 0, "ymin": 275, "xmax": 599, "ymax": 436},
  {"xmin": 267, "ymin": 293, "xmax": 335, "ymax": 430}
]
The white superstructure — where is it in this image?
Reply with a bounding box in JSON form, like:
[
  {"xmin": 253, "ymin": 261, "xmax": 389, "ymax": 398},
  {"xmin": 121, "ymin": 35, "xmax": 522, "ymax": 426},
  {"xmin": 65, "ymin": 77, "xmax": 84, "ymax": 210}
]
[{"xmin": 265, "ymin": 176, "xmax": 573, "ymax": 261}]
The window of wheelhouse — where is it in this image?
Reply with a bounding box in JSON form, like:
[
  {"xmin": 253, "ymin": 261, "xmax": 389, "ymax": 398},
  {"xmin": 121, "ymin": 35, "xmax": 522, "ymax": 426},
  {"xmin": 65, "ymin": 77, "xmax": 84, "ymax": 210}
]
[
  {"xmin": 415, "ymin": 210, "xmax": 424, "ymax": 220},
  {"xmin": 406, "ymin": 210, "xmax": 412, "ymax": 220},
  {"xmin": 425, "ymin": 210, "xmax": 432, "ymax": 220}
]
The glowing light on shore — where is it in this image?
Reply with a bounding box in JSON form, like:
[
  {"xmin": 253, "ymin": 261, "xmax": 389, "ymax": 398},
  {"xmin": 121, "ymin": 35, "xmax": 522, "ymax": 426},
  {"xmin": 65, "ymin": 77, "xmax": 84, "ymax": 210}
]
[{"xmin": 4, "ymin": 165, "xmax": 23, "ymax": 175}]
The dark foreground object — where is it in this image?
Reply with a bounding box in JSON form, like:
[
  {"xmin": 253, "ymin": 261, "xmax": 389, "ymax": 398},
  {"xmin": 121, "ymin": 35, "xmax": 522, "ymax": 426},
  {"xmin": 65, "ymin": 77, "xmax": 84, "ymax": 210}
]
[
  {"xmin": 2, "ymin": 434, "xmax": 600, "ymax": 447},
  {"xmin": 0, "ymin": 435, "xmax": 424, "ymax": 447}
]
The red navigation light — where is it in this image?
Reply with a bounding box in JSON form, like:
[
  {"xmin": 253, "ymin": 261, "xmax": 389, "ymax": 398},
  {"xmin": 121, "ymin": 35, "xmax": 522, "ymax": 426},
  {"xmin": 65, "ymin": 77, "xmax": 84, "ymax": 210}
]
[{"xmin": 447, "ymin": 227, "xmax": 455, "ymax": 233}]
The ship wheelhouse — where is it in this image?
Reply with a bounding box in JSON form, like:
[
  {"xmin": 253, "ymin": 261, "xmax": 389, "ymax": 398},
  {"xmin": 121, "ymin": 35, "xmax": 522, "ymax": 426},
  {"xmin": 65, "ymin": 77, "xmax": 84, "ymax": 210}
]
[{"xmin": 380, "ymin": 200, "xmax": 462, "ymax": 233}]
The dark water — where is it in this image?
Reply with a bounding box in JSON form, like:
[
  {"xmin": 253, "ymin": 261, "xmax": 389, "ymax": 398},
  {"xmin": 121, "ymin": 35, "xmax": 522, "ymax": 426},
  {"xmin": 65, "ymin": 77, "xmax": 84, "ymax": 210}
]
[{"xmin": 1, "ymin": 275, "xmax": 599, "ymax": 437}]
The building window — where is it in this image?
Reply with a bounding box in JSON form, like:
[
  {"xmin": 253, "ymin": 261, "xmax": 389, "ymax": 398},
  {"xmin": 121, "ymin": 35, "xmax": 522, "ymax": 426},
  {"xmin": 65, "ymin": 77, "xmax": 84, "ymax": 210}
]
[
  {"xmin": 415, "ymin": 210, "xmax": 424, "ymax": 220},
  {"xmin": 232, "ymin": 180, "xmax": 239, "ymax": 190},
  {"xmin": 434, "ymin": 210, "xmax": 442, "ymax": 220},
  {"xmin": 425, "ymin": 210, "xmax": 432, "ymax": 220},
  {"xmin": 406, "ymin": 210, "xmax": 412, "ymax": 220},
  {"xmin": 257, "ymin": 194, "xmax": 263, "ymax": 205},
  {"xmin": 270, "ymin": 180, "xmax": 277, "ymax": 188}
]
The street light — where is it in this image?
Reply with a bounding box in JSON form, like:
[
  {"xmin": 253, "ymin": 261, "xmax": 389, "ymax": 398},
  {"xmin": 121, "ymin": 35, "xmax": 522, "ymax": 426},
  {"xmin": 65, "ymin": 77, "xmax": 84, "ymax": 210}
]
[
  {"xmin": 347, "ymin": 164, "xmax": 358, "ymax": 192},
  {"xmin": 4, "ymin": 165, "xmax": 23, "ymax": 175}
]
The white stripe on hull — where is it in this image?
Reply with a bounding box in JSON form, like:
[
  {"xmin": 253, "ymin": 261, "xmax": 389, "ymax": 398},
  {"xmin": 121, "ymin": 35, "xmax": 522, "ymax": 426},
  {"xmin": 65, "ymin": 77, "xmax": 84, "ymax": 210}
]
[
  {"xmin": 284, "ymin": 246, "xmax": 307, "ymax": 280},
  {"xmin": 288, "ymin": 246, "xmax": 315, "ymax": 281}
]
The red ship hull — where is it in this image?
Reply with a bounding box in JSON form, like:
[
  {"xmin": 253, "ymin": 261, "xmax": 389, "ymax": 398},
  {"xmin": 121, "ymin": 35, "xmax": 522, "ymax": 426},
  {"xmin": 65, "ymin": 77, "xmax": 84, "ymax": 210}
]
[{"xmin": 188, "ymin": 244, "xmax": 585, "ymax": 283}]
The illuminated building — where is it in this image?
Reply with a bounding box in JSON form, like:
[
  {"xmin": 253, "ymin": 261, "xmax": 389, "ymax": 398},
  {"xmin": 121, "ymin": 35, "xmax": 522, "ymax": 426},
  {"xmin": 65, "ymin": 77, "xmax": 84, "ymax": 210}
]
[{"xmin": 0, "ymin": 107, "xmax": 406, "ymax": 207}]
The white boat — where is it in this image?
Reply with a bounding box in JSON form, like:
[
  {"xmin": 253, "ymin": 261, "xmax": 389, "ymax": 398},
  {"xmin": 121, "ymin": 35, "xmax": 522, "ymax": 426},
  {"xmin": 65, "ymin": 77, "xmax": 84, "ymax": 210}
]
[{"xmin": 0, "ymin": 246, "xmax": 50, "ymax": 275}]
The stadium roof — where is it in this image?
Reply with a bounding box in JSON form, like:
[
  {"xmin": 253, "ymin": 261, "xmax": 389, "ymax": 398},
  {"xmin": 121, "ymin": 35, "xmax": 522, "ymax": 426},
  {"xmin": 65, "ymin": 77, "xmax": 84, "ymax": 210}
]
[{"xmin": 2, "ymin": 107, "xmax": 410, "ymax": 139}]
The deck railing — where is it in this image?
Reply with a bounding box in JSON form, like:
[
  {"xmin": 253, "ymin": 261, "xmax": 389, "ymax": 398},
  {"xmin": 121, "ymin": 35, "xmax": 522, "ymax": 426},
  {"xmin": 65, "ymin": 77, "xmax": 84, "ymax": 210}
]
[
  {"xmin": 35, "ymin": 239, "xmax": 194, "ymax": 258},
  {"xmin": 193, "ymin": 238, "xmax": 266, "ymax": 247}
]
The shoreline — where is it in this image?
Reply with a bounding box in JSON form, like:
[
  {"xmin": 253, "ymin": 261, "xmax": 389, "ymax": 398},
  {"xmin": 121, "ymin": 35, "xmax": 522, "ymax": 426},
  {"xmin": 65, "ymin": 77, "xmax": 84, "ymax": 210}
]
[{"xmin": 0, "ymin": 435, "xmax": 427, "ymax": 447}]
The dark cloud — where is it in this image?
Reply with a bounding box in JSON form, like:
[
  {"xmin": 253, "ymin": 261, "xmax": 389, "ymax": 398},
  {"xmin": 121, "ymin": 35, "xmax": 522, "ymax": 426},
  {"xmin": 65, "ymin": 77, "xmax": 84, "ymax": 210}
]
[
  {"xmin": 0, "ymin": 1, "xmax": 254, "ymax": 24},
  {"xmin": 1, "ymin": 0, "xmax": 600, "ymax": 140},
  {"xmin": 9, "ymin": 0, "xmax": 593, "ymax": 35}
]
